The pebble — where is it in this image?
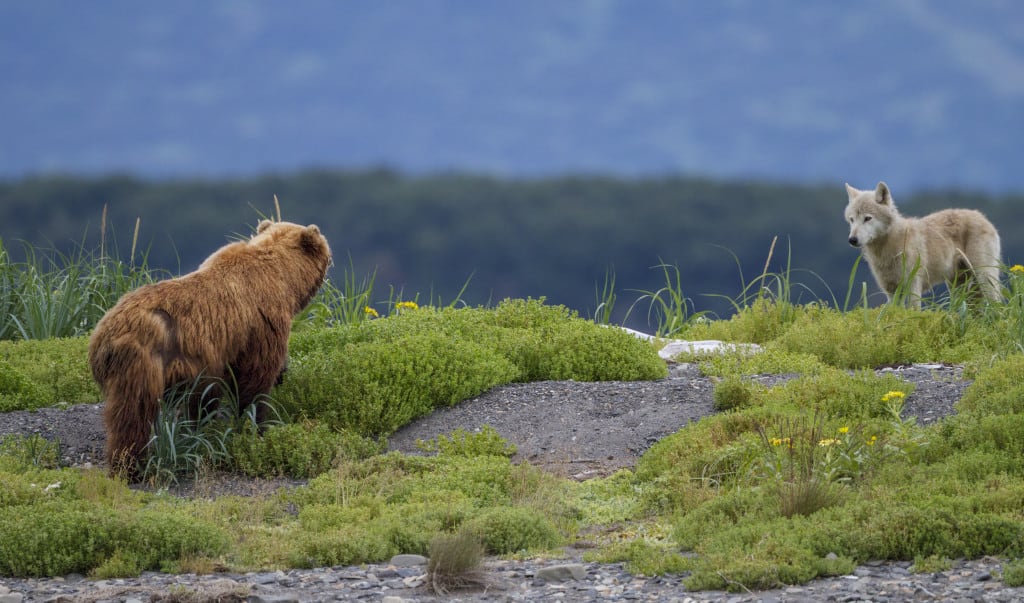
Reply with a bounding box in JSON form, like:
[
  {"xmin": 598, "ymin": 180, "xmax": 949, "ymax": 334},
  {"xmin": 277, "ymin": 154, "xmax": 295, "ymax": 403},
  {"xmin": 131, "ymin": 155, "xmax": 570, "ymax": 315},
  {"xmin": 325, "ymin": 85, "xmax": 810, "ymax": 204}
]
[{"xmin": 2, "ymin": 555, "xmax": 1024, "ymax": 602}]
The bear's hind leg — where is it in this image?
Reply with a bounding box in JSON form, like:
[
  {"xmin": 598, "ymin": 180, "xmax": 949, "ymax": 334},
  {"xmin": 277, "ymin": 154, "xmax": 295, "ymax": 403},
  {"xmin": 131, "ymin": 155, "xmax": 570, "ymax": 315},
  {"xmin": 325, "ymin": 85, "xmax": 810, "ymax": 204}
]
[{"xmin": 102, "ymin": 346, "xmax": 165, "ymax": 480}]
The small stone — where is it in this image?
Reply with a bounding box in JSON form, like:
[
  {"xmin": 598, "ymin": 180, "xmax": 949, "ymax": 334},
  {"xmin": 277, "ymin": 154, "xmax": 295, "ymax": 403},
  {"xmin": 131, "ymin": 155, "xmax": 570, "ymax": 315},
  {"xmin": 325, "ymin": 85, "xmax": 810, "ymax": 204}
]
[
  {"xmin": 247, "ymin": 596, "xmax": 300, "ymax": 603},
  {"xmin": 389, "ymin": 554, "xmax": 428, "ymax": 567},
  {"xmin": 0, "ymin": 593, "xmax": 24, "ymax": 603},
  {"xmin": 248, "ymin": 572, "xmax": 283, "ymax": 585},
  {"xmin": 402, "ymin": 575, "xmax": 425, "ymax": 589},
  {"xmin": 535, "ymin": 564, "xmax": 587, "ymax": 583}
]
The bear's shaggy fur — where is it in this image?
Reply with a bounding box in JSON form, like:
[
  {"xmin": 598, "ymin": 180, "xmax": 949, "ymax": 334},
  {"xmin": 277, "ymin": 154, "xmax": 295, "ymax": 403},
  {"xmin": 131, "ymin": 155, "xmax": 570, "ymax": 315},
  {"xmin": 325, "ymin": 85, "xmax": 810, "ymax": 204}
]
[{"xmin": 88, "ymin": 220, "xmax": 331, "ymax": 478}]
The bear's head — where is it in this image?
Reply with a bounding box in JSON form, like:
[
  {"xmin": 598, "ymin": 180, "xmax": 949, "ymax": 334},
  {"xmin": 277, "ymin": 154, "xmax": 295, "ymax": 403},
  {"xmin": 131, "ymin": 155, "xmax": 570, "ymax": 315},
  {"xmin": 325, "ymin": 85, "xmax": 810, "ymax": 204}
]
[
  {"xmin": 253, "ymin": 220, "xmax": 331, "ymax": 259},
  {"xmin": 252, "ymin": 220, "xmax": 333, "ymax": 303}
]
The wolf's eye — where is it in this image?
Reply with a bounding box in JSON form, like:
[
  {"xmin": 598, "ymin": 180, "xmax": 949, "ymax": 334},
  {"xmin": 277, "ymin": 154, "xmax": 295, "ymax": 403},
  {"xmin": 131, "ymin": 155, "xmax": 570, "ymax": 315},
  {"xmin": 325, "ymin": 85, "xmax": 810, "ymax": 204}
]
[{"xmin": 863, "ymin": 216, "xmax": 872, "ymax": 223}]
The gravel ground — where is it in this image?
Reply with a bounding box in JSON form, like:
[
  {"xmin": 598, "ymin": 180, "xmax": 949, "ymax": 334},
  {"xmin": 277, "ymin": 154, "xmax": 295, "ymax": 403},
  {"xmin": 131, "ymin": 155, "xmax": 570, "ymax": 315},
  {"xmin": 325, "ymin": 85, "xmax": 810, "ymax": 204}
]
[{"xmin": 0, "ymin": 361, "xmax": 968, "ymax": 492}]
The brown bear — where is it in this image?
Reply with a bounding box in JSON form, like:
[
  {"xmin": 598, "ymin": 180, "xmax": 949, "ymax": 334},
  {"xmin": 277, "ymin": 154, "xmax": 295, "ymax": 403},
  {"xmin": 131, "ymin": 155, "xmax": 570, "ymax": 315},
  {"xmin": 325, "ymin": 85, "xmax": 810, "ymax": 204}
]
[{"xmin": 88, "ymin": 220, "xmax": 332, "ymax": 479}]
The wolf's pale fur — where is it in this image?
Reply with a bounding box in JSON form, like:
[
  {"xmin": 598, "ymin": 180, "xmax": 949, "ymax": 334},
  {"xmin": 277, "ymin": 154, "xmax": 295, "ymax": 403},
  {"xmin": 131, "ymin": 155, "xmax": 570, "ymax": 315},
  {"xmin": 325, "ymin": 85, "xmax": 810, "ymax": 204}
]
[{"xmin": 844, "ymin": 181, "xmax": 1001, "ymax": 308}]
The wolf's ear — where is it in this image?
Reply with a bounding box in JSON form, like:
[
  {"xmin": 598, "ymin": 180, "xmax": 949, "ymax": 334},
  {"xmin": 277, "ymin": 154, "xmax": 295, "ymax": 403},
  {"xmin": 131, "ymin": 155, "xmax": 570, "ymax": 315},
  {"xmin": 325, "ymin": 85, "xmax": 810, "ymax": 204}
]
[
  {"xmin": 845, "ymin": 183, "xmax": 860, "ymax": 200},
  {"xmin": 257, "ymin": 219, "xmax": 274, "ymax": 234},
  {"xmin": 874, "ymin": 182, "xmax": 892, "ymax": 205}
]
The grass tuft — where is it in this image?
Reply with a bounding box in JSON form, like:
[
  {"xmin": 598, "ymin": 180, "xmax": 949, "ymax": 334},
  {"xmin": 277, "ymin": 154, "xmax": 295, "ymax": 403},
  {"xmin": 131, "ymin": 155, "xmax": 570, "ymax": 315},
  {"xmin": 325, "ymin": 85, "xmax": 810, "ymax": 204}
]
[{"xmin": 425, "ymin": 530, "xmax": 490, "ymax": 595}]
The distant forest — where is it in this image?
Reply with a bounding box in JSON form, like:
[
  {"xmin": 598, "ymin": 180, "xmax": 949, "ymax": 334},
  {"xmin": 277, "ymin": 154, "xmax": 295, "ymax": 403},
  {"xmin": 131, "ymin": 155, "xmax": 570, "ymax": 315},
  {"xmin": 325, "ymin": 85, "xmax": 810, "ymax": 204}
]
[{"xmin": 3, "ymin": 170, "xmax": 1023, "ymax": 330}]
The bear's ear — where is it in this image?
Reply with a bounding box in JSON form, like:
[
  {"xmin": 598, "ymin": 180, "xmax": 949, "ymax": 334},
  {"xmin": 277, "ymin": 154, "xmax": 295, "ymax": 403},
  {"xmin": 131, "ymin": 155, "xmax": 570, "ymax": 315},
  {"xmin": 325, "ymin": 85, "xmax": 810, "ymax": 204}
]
[
  {"xmin": 874, "ymin": 182, "xmax": 892, "ymax": 205},
  {"xmin": 300, "ymin": 224, "xmax": 323, "ymax": 253},
  {"xmin": 257, "ymin": 219, "xmax": 274, "ymax": 234}
]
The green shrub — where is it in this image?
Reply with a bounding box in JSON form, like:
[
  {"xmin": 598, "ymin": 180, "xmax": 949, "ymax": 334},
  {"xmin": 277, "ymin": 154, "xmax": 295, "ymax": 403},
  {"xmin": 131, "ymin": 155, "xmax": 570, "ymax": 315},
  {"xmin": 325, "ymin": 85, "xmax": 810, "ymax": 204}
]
[
  {"xmin": 416, "ymin": 425, "xmax": 517, "ymax": 458},
  {"xmin": 585, "ymin": 539, "xmax": 694, "ymax": 576},
  {"xmin": 0, "ymin": 359, "xmax": 48, "ymax": 411},
  {"xmin": 297, "ymin": 490, "xmax": 476, "ymax": 559},
  {"xmin": 673, "ymin": 493, "xmax": 1024, "ymax": 593},
  {"xmin": 1002, "ymin": 559, "xmax": 1024, "ymax": 587},
  {"xmin": 515, "ymin": 320, "xmax": 666, "ymax": 382},
  {"xmin": 956, "ymin": 354, "xmax": 1024, "ymax": 416},
  {"xmin": 941, "ymin": 414, "xmax": 1024, "ymax": 463},
  {"xmin": 678, "ymin": 298, "xmax": 799, "ymax": 344},
  {"xmin": 762, "ymin": 368, "xmax": 912, "ymax": 420},
  {"xmin": 492, "ymin": 298, "xmax": 666, "ymax": 381},
  {"xmin": 0, "ymin": 467, "xmax": 77, "ymax": 507},
  {"xmin": 90, "ymin": 549, "xmax": 144, "ymax": 579},
  {"xmin": 119, "ymin": 508, "xmax": 229, "ymax": 571},
  {"xmin": 298, "ymin": 504, "xmax": 379, "ymax": 533},
  {"xmin": 713, "ymin": 376, "xmax": 758, "ymax": 411},
  {"xmin": 230, "ymin": 421, "xmax": 384, "ymax": 479},
  {"xmin": 672, "ymin": 487, "xmax": 775, "ymax": 550},
  {"xmin": 294, "ymin": 454, "xmax": 437, "ymax": 508},
  {"xmin": 772, "ymin": 306, "xmax": 961, "ymax": 368},
  {"xmin": 0, "ymin": 337, "xmax": 98, "ymax": 408},
  {"xmin": 822, "ymin": 500, "xmax": 1024, "ymax": 561},
  {"xmin": 464, "ymin": 506, "xmax": 561, "ymax": 554},
  {"xmin": 375, "ymin": 502, "xmax": 467, "ymax": 555},
  {"xmin": 278, "ymin": 333, "xmax": 518, "ymax": 435},
  {"xmin": 911, "ymin": 555, "xmax": 952, "ymax": 573},
  {"xmin": 0, "ymin": 434, "xmax": 61, "ymax": 469},
  {"xmin": 295, "ymin": 454, "xmax": 522, "ymax": 510},
  {"xmin": 279, "ymin": 299, "xmax": 666, "ymax": 437},
  {"xmin": 0, "ymin": 501, "xmax": 117, "ymax": 576},
  {"xmin": 696, "ymin": 348, "xmax": 825, "ymax": 378},
  {"xmin": 291, "ymin": 525, "xmax": 397, "ymax": 567}
]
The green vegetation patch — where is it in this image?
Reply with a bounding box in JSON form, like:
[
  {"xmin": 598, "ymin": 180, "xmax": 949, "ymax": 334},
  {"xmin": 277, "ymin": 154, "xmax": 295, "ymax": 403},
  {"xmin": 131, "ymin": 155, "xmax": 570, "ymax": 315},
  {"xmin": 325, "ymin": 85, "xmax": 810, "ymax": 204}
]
[
  {"xmin": 283, "ymin": 453, "xmax": 569, "ymax": 566},
  {"xmin": 278, "ymin": 299, "xmax": 666, "ymax": 436},
  {"xmin": 0, "ymin": 338, "xmax": 98, "ymax": 409}
]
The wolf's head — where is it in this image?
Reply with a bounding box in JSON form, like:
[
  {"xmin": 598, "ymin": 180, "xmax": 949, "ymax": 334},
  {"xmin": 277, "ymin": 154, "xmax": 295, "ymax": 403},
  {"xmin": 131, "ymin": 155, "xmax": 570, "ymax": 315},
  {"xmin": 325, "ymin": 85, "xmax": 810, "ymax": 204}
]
[{"xmin": 844, "ymin": 182, "xmax": 897, "ymax": 248}]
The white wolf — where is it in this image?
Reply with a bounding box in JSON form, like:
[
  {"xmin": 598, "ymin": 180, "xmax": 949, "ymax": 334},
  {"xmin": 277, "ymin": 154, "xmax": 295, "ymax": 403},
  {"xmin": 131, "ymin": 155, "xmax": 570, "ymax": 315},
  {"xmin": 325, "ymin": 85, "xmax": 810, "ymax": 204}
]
[{"xmin": 844, "ymin": 181, "xmax": 1002, "ymax": 308}]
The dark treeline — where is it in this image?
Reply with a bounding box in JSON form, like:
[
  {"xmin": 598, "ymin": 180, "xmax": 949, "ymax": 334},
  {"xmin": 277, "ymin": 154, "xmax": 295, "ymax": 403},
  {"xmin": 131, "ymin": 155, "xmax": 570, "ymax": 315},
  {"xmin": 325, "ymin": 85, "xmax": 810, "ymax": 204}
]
[{"xmin": 3, "ymin": 169, "xmax": 1024, "ymax": 330}]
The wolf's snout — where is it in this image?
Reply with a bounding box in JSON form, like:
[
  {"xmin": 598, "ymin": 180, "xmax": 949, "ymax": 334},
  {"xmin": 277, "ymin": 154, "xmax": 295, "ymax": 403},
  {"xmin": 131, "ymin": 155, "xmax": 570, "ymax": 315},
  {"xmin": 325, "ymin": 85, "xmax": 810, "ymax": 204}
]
[{"xmin": 848, "ymin": 236, "xmax": 860, "ymax": 247}]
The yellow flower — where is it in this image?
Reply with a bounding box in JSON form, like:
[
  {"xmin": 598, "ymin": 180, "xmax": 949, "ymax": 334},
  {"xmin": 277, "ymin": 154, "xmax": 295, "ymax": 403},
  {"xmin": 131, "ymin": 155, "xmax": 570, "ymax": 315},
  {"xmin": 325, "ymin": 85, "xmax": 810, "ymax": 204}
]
[
  {"xmin": 396, "ymin": 300, "xmax": 419, "ymax": 311},
  {"xmin": 364, "ymin": 306, "xmax": 379, "ymax": 318},
  {"xmin": 881, "ymin": 391, "xmax": 906, "ymax": 403},
  {"xmin": 818, "ymin": 438, "xmax": 840, "ymax": 447},
  {"xmin": 838, "ymin": 426, "xmax": 849, "ymax": 434},
  {"xmin": 1011, "ymin": 265, "xmax": 1024, "ymax": 275},
  {"xmin": 866, "ymin": 435, "xmax": 878, "ymax": 446},
  {"xmin": 769, "ymin": 437, "xmax": 791, "ymax": 447}
]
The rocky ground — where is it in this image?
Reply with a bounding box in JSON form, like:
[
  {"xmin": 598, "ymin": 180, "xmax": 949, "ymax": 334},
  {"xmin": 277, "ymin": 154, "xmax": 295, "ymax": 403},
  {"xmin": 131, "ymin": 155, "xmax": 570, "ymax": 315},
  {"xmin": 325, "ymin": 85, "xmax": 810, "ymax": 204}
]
[{"xmin": 2, "ymin": 361, "xmax": 1006, "ymax": 603}]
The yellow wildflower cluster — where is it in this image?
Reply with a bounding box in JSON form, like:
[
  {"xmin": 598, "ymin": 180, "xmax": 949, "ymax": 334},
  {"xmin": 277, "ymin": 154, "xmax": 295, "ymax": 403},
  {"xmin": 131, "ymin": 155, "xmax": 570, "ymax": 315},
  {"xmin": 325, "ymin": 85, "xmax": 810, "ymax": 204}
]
[
  {"xmin": 769, "ymin": 437, "xmax": 792, "ymax": 447},
  {"xmin": 1010, "ymin": 264, "xmax": 1024, "ymax": 275},
  {"xmin": 818, "ymin": 438, "xmax": 841, "ymax": 447},
  {"xmin": 364, "ymin": 306, "xmax": 380, "ymax": 318},
  {"xmin": 881, "ymin": 391, "xmax": 906, "ymax": 403},
  {"xmin": 396, "ymin": 300, "xmax": 419, "ymax": 311}
]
